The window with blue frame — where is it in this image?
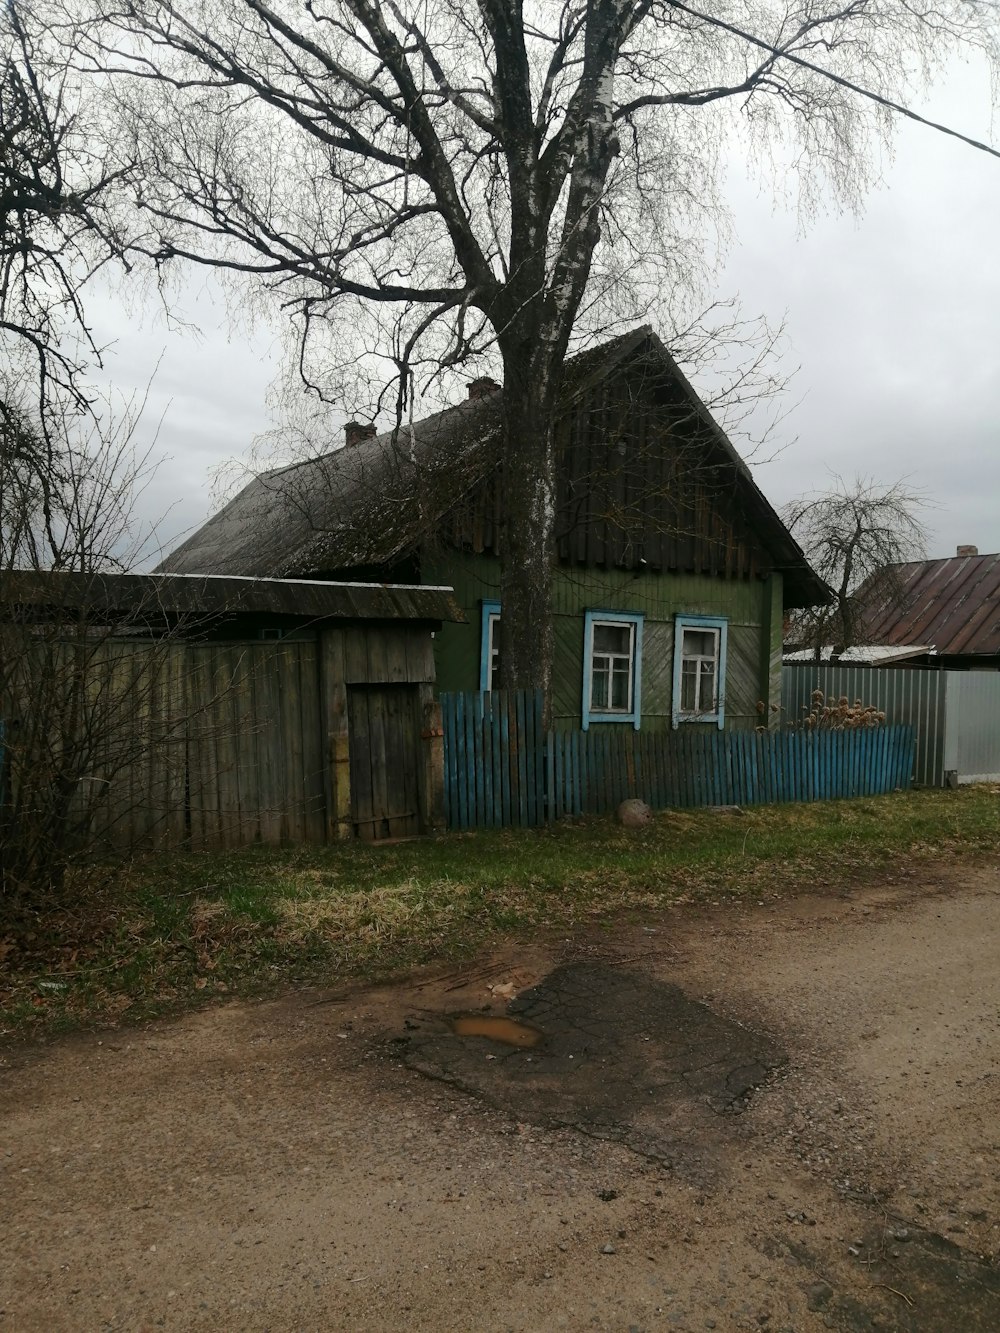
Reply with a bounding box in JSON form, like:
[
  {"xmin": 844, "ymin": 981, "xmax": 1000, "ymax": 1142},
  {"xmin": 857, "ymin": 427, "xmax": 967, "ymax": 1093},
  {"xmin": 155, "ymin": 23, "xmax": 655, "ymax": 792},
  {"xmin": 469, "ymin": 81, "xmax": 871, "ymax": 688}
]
[
  {"xmin": 479, "ymin": 599, "xmax": 501, "ymax": 691},
  {"xmin": 582, "ymin": 611, "xmax": 644, "ymax": 730},
  {"xmin": 672, "ymin": 615, "xmax": 728, "ymax": 728}
]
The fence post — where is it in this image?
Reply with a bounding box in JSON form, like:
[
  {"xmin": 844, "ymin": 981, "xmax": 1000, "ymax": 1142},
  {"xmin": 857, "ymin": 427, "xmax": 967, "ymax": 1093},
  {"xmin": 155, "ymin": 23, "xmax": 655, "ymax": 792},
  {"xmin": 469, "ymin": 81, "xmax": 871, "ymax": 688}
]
[{"xmin": 942, "ymin": 672, "xmax": 961, "ymax": 787}]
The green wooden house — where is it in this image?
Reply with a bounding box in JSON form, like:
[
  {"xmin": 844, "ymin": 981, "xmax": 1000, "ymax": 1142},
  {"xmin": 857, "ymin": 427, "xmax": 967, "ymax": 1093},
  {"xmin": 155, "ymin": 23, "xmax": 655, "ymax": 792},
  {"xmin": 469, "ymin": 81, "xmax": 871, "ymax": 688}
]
[{"xmin": 161, "ymin": 327, "xmax": 827, "ymax": 733}]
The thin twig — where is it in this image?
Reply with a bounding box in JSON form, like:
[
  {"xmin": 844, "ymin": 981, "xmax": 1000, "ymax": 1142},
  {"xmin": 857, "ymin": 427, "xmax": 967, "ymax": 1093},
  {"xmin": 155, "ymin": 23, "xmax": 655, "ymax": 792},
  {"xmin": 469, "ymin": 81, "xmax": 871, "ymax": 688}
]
[{"xmin": 872, "ymin": 1283, "xmax": 914, "ymax": 1307}]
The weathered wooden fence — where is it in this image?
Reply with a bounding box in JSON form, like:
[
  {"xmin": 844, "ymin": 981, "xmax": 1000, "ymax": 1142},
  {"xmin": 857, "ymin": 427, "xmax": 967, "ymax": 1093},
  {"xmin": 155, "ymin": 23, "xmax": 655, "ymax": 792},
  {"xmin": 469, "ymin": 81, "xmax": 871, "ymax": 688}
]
[
  {"xmin": 441, "ymin": 690, "xmax": 915, "ymax": 830},
  {"xmin": 0, "ymin": 638, "xmax": 329, "ymax": 853}
]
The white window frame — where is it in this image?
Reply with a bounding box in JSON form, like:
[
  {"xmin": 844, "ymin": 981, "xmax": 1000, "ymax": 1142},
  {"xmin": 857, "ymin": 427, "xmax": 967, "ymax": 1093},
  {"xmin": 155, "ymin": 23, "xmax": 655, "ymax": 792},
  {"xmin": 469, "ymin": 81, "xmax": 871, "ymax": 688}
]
[
  {"xmin": 582, "ymin": 610, "xmax": 644, "ymax": 730},
  {"xmin": 479, "ymin": 599, "xmax": 501, "ymax": 691},
  {"xmin": 672, "ymin": 614, "xmax": 727, "ymax": 729}
]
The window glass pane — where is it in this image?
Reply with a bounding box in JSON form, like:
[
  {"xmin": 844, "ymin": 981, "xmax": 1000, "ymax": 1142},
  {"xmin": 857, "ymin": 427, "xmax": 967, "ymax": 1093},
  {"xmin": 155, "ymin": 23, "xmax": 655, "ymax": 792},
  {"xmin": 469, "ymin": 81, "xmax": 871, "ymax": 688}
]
[
  {"xmin": 681, "ymin": 660, "xmax": 698, "ymax": 711},
  {"xmin": 699, "ymin": 660, "xmax": 715, "ymax": 709},
  {"xmin": 591, "ymin": 663, "xmax": 610, "ymax": 711},
  {"xmin": 594, "ymin": 623, "xmax": 631, "ymax": 656},
  {"xmin": 683, "ymin": 628, "xmax": 715, "ymax": 658},
  {"xmin": 610, "ymin": 660, "xmax": 630, "ymax": 710}
]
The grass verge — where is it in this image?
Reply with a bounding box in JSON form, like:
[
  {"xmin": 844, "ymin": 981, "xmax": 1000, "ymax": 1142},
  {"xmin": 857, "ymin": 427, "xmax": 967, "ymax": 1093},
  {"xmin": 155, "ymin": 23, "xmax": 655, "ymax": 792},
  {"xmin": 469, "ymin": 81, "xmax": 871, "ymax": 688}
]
[{"xmin": 2, "ymin": 785, "xmax": 998, "ymax": 1040}]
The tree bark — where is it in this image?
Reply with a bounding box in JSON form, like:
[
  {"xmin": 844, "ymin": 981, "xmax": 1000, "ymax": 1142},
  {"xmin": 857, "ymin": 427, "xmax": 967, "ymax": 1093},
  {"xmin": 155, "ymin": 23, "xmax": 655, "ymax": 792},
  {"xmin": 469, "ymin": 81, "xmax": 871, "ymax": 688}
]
[{"xmin": 495, "ymin": 338, "xmax": 560, "ymax": 707}]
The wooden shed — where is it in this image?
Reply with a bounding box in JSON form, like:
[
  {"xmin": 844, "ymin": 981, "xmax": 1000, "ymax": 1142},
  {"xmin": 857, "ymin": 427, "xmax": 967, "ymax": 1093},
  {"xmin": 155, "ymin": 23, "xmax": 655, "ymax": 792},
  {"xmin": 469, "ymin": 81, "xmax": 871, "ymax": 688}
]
[{"xmin": 0, "ymin": 571, "xmax": 465, "ymax": 847}]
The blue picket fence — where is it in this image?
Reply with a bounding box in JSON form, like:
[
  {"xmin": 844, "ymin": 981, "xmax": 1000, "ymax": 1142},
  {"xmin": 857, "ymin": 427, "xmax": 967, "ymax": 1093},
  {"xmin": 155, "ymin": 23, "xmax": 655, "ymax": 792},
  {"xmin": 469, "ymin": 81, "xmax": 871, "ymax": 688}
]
[{"xmin": 440, "ymin": 690, "xmax": 915, "ymax": 830}]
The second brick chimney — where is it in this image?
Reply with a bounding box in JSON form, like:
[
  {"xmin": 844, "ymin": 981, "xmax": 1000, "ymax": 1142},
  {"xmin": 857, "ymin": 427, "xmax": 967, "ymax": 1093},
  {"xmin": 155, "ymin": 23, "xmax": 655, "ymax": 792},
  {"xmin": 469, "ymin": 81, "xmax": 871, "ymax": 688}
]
[
  {"xmin": 957, "ymin": 544, "xmax": 979, "ymax": 558},
  {"xmin": 344, "ymin": 421, "xmax": 377, "ymax": 448}
]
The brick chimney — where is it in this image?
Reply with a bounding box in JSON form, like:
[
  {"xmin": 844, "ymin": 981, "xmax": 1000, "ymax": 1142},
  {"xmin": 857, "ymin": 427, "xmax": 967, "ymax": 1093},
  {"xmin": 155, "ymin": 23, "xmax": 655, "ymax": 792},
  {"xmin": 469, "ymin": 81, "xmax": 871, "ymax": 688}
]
[
  {"xmin": 957, "ymin": 544, "xmax": 979, "ymax": 557},
  {"xmin": 468, "ymin": 376, "xmax": 501, "ymax": 401},
  {"xmin": 344, "ymin": 421, "xmax": 377, "ymax": 447}
]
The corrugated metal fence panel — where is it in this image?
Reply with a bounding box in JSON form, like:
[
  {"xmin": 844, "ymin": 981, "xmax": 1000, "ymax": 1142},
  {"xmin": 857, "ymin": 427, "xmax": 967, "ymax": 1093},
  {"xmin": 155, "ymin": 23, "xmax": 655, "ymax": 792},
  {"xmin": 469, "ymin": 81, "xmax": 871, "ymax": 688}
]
[
  {"xmin": 441, "ymin": 691, "xmax": 914, "ymax": 829},
  {"xmin": 952, "ymin": 673, "xmax": 1000, "ymax": 782},
  {"xmin": 782, "ymin": 664, "xmax": 947, "ymax": 787}
]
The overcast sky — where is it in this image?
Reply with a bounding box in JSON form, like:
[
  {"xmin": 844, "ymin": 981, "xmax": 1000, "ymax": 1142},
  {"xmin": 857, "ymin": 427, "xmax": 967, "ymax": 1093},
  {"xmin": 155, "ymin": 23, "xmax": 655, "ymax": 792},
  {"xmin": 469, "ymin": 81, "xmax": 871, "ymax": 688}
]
[{"xmin": 89, "ymin": 57, "xmax": 1000, "ymax": 568}]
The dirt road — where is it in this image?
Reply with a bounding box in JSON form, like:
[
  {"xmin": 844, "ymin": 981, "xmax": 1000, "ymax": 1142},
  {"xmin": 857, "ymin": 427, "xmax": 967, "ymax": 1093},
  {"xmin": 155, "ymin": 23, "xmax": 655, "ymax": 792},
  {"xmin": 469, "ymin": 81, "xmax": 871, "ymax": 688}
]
[{"xmin": 2, "ymin": 859, "xmax": 999, "ymax": 1332}]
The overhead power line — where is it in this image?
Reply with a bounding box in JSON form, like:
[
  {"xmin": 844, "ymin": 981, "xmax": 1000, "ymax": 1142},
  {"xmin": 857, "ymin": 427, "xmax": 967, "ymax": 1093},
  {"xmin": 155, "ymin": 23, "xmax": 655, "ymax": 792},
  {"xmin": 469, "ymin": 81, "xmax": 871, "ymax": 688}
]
[{"xmin": 669, "ymin": 0, "xmax": 1000, "ymax": 163}]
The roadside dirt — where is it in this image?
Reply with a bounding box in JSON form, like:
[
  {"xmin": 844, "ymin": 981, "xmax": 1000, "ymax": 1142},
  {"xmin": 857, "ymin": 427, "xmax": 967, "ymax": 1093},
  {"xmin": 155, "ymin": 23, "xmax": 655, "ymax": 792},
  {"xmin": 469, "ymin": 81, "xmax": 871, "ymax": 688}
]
[{"xmin": 2, "ymin": 857, "xmax": 999, "ymax": 1331}]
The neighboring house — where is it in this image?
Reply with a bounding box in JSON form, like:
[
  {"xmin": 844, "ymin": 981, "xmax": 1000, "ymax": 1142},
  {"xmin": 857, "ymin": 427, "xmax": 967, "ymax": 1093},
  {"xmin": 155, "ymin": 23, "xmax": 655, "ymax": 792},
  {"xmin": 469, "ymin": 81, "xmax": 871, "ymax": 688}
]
[
  {"xmin": 161, "ymin": 326, "xmax": 827, "ymax": 732},
  {"xmin": 783, "ymin": 644, "xmax": 931, "ymax": 666},
  {"xmin": 849, "ymin": 546, "xmax": 1000, "ymax": 671}
]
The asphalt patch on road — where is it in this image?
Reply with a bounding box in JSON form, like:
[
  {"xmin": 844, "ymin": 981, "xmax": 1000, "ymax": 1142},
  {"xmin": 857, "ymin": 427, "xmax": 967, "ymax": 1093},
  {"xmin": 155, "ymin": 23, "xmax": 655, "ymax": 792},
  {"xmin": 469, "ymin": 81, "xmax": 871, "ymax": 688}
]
[
  {"xmin": 403, "ymin": 961, "xmax": 785, "ymax": 1174},
  {"xmin": 778, "ymin": 1222, "xmax": 1000, "ymax": 1333}
]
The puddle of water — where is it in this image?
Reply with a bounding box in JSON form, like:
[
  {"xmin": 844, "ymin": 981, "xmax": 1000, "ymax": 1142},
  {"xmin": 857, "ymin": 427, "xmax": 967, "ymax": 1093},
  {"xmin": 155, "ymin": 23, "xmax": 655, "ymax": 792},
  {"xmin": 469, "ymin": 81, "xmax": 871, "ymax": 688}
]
[{"xmin": 448, "ymin": 1015, "xmax": 544, "ymax": 1048}]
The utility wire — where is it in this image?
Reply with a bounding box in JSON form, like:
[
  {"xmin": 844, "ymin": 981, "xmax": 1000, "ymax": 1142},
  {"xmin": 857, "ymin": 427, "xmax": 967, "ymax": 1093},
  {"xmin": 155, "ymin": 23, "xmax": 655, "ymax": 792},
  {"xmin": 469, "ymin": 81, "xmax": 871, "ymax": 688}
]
[{"xmin": 668, "ymin": 0, "xmax": 1000, "ymax": 163}]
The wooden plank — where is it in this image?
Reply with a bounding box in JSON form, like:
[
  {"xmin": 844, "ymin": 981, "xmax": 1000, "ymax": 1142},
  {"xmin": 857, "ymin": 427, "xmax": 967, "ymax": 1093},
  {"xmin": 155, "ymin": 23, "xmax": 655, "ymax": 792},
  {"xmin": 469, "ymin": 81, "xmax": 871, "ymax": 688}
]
[
  {"xmin": 295, "ymin": 643, "xmax": 322, "ymax": 842},
  {"xmin": 460, "ymin": 690, "xmax": 474, "ymax": 830},
  {"xmin": 344, "ymin": 628, "xmax": 369, "ymax": 685},
  {"xmin": 606, "ymin": 730, "xmax": 616, "ymax": 813},
  {"xmin": 347, "ymin": 688, "xmax": 375, "ymax": 840},
  {"xmin": 366, "ymin": 626, "xmax": 390, "ymax": 685},
  {"xmin": 444, "ymin": 693, "xmax": 459, "ymax": 829},
  {"xmin": 194, "ymin": 647, "xmax": 222, "ymax": 849},
  {"xmin": 449, "ymin": 692, "xmax": 461, "ymax": 826},
  {"xmin": 404, "ymin": 629, "xmax": 435, "ymax": 684},
  {"xmin": 463, "ymin": 689, "xmax": 478, "ymax": 829},
  {"xmin": 526, "ymin": 691, "xmax": 540, "ymax": 826},
  {"xmin": 785, "ymin": 731, "xmax": 797, "ymax": 806},
  {"xmin": 160, "ymin": 643, "xmax": 188, "ymax": 849},
  {"xmin": 499, "ymin": 693, "xmax": 512, "ymax": 827},
  {"xmin": 282, "ymin": 645, "xmax": 308, "ymax": 841},
  {"xmin": 371, "ymin": 688, "xmax": 392, "ymax": 838},
  {"xmin": 556, "ymin": 722, "xmax": 566, "ymax": 822},
  {"xmin": 546, "ymin": 728, "xmax": 556, "ymax": 821},
  {"xmin": 252, "ymin": 646, "xmax": 281, "ymax": 845},
  {"xmin": 391, "ymin": 687, "xmax": 417, "ymax": 838},
  {"xmin": 482, "ymin": 691, "xmax": 495, "ymax": 827},
  {"xmin": 470, "ymin": 691, "xmax": 485, "ymax": 828},
  {"xmin": 382, "ymin": 686, "xmax": 420, "ymax": 839},
  {"xmin": 319, "ymin": 629, "xmax": 349, "ymax": 840},
  {"xmin": 382, "ymin": 687, "xmax": 406, "ymax": 838},
  {"xmin": 557, "ymin": 730, "xmax": 567, "ymax": 821},
  {"xmin": 384, "ymin": 628, "xmax": 409, "ymax": 685},
  {"xmin": 515, "ymin": 690, "xmax": 528, "ymax": 827}
]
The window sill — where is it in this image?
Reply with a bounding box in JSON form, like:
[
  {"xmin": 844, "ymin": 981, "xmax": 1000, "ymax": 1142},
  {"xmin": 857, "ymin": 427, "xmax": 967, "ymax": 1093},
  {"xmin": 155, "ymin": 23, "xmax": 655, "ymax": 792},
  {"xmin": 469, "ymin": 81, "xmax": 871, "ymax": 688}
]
[
  {"xmin": 585, "ymin": 711, "xmax": 640, "ymax": 729},
  {"xmin": 672, "ymin": 712, "xmax": 724, "ymax": 729}
]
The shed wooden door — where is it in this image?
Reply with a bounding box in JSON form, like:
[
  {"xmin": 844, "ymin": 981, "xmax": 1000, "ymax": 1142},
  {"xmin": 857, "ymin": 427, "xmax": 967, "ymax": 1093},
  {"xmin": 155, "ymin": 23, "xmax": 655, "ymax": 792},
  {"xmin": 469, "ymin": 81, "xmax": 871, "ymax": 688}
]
[{"xmin": 347, "ymin": 684, "xmax": 423, "ymax": 840}]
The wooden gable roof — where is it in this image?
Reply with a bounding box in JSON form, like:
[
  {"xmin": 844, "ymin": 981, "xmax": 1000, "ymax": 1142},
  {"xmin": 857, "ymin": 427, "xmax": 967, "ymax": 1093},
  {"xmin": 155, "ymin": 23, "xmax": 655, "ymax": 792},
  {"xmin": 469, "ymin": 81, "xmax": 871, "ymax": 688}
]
[{"xmin": 160, "ymin": 327, "xmax": 826, "ymax": 608}]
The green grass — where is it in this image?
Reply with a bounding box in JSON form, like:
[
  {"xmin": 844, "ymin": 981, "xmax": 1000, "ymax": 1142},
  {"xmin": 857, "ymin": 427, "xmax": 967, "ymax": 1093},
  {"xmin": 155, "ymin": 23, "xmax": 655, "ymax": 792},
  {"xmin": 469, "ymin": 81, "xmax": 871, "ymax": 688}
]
[{"xmin": 3, "ymin": 785, "xmax": 999, "ymax": 1040}]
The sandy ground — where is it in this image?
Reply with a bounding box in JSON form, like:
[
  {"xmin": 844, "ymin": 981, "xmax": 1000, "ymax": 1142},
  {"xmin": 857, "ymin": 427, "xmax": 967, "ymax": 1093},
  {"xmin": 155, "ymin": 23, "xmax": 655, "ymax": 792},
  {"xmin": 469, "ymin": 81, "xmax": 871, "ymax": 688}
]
[{"xmin": 2, "ymin": 858, "xmax": 1000, "ymax": 1332}]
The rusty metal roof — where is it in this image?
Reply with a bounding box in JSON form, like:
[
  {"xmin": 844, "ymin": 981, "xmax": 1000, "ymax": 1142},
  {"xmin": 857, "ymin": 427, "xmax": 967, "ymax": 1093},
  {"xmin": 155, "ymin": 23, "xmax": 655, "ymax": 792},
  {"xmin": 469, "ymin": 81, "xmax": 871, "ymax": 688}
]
[
  {"xmin": 0, "ymin": 571, "xmax": 465, "ymax": 625},
  {"xmin": 857, "ymin": 551, "xmax": 1000, "ymax": 657}
]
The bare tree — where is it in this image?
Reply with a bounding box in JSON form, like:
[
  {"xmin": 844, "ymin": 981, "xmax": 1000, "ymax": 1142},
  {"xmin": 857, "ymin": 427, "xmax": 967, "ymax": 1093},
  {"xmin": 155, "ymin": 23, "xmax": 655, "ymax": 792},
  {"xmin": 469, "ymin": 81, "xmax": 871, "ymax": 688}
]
[
  {"xmin": 0, "ymin": 387, "xmax": 180, "ymax": 906},
  {"xmin": 59, "ymin": 0, "xmax": 1000, "ymax": 696},
  {"xmin": 1, "ymin": 0, "xmax": 130, "ymax": 423},
  {"xmin": 784, "ymin": 475, "xmax": 928, "ymax": 658}
]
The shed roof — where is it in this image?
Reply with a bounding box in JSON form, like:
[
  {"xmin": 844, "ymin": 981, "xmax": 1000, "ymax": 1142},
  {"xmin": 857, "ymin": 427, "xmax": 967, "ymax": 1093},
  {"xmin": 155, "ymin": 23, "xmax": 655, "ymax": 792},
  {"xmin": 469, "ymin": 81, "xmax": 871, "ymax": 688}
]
[
  {"xmin": 784, "ymin": 643, "xmax": 931, "ymax": 665},
  {"xmin": 0, "ymin": 570, "xmax": 465, "ymax": 625},
  {"xmin": 856, "ymin": 551, "xmax": 1000, "ymax": 657},
  {"xmin": 158, "ymin": 326, "xmax": 827, "ymax": 608}
]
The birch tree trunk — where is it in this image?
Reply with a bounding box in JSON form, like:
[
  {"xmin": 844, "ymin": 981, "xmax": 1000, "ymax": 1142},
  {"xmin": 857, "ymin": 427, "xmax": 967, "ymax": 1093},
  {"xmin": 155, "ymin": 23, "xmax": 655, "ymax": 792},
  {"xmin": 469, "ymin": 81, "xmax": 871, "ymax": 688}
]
[{"xmin": 496, "ymin": 340, "xmax": 560, "ymax": 699}]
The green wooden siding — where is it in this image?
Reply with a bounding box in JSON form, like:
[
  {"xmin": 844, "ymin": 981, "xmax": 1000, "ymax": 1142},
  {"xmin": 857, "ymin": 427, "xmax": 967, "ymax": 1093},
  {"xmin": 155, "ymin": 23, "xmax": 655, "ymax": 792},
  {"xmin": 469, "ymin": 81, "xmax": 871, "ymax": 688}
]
[{"xmin": 421, "ymin": 549, "xmax": 782, "ymax": 732}]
